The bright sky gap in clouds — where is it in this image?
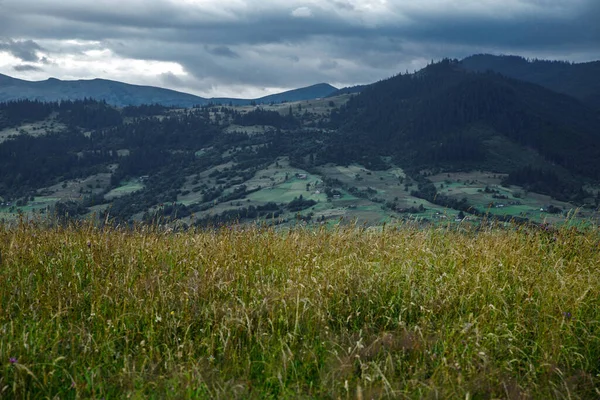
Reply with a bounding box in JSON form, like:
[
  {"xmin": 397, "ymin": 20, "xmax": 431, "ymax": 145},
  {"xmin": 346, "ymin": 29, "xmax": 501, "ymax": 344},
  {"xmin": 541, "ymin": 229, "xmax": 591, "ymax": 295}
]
[{"xmin": 0, "ymin": 0, "xmax": 598, "ymax": 98}]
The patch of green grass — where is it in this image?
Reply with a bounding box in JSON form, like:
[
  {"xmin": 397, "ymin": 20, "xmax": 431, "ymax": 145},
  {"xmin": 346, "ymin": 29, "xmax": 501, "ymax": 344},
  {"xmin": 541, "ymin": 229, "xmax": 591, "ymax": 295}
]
[
  {"xmin": 1, "ymin": 221, "xmax": 599, "ymax": 398},
  {"xmin": 247, "ymin": 178, "xmax": 327, "ymax": 205},
  {"xmin": 479, "ymin": 205, "xmax": 531, "ymax": 215},
  {"xmin": 104, "ymin": 181, "xmax": 145, "ymax": 200},
  {"xmin": 0, "ymin": 197, "xmax": 60, "ymax": 221}
]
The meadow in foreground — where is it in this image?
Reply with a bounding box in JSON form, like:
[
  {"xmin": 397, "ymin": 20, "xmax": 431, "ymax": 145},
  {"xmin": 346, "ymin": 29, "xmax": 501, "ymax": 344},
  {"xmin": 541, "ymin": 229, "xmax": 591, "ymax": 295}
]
[{"xmin": 1, "ymin": 221, "xmax": 599, "ymax": 399}]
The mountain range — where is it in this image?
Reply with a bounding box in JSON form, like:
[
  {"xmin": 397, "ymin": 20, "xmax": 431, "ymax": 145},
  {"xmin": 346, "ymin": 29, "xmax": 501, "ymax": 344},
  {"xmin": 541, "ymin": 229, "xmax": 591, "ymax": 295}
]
[
  {"xmin": 1, "ymin": 54, "xmax": 600, "ymax": 225},
  {"xmin": 0, "ymin": 73, "xmax": 338, "ymax": 107},
  {"xmin": 2, "ymin": 54, "xmax": 599, "ymax": 111}
]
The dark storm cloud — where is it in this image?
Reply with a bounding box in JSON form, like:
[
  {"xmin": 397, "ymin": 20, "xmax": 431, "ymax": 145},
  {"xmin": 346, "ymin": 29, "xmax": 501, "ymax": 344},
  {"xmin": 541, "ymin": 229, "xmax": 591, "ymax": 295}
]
[
  {"xmin": 319, "ymin": 59, "xmax": 339, "ymax": 71},
  {"xmin": 13, "ymin": 64, "xmax": 43, "ymax": 72},
  {"xmin": 0, "ymin": 39, "xmax": 43, "ymax": 62},
  {"xmin": 206, "ymin": 46, "xmax": 240, "ymax": 59},
  {"xmin": 395, "ymin": 4, "xmax": 599, "ymax": 51},
  {"xmin": 329, "ymin": 0, "xmax": 355, "ymax": 12},
  {"xmin": 0, "ymin": 0, "xmax": 597, "ymax": 95},
  {"xmin": 2, "ymin": 0, "xmax": 595, "ymax": 48}
]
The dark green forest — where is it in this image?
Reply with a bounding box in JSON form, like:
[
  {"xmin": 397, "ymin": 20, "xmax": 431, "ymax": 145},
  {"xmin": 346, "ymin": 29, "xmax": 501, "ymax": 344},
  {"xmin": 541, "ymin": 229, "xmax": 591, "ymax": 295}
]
[{"xmin": 461, "ymin": 54, "xmax": 600, "ymax": 110}]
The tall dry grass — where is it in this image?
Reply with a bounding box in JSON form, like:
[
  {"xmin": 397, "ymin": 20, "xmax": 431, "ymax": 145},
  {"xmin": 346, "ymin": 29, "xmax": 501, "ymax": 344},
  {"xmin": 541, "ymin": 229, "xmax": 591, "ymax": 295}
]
[{"xmin": 0, "ymin": 220, "xmax": 599, "ymax": 398}]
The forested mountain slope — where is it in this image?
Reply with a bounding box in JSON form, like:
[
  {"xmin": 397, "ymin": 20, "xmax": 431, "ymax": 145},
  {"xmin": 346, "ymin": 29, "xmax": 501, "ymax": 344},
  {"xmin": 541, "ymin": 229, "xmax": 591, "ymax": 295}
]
[
  {"xmin": 325, "ymin": 59, "xmax": 600, "ymax": 180},
  {"xmin": 461, "ymin": 54, "xmax": 600, "ymax": 110}
]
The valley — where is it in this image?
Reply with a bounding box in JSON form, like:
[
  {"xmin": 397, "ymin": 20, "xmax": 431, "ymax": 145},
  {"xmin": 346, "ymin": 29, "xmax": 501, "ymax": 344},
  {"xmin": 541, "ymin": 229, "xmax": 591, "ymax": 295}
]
[{"xmin": 1, "ymin": 58, "xmax": 600, "ymax": 228}]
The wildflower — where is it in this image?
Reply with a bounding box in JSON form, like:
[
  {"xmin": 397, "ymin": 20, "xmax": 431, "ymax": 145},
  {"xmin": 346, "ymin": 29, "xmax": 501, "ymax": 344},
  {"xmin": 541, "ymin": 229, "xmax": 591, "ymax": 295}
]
[
  {"xmin": 9, "ymin": 357, "xmax": 17, "ymax": 364},
  {"xmin": 71, "ymin": 381, "xmax": 76, "ymax": 389},
  {"xmin": 155, "ymin": 315, "xmax": 162, "ymax": 323},
  {"xmin": 170, "ymin": 311, "xmax": 175, "ymax": 316},
  {"xmin": 563, "ymin": 311, "xmax": 572, "ymax": 320}
]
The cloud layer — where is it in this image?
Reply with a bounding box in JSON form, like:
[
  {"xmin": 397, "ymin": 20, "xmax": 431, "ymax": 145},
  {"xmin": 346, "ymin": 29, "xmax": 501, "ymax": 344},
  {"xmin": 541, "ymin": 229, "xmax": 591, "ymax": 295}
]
[{"xmin": 0, "ymin": 0, "xmax": 598, "ymax": 97}]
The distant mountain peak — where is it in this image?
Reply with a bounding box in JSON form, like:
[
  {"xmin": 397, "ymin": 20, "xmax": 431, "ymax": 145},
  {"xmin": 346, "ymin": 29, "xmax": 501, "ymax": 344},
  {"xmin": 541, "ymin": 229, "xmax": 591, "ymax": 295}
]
[
  {"xmin": 309, "ymin": 82, "xmax": 337, "ymax": 89},
  {"xmin": 211, "ymin": 82, "xmax": 339, "ymax": 106}
]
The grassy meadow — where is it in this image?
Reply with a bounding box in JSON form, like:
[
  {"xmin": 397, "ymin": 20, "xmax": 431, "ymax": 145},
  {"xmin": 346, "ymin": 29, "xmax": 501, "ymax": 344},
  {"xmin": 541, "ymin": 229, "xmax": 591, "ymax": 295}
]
[{"xmin": 1, "ymin": 220, "xmax": 600, "ymax": 398}]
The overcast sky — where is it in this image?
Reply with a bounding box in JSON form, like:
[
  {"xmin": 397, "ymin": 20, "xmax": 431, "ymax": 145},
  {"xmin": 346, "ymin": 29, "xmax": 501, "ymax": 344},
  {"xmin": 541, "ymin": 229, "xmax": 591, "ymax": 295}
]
[{"xmin": 0, "ymin": 0, "xmax": 598, "ymax": 98}]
